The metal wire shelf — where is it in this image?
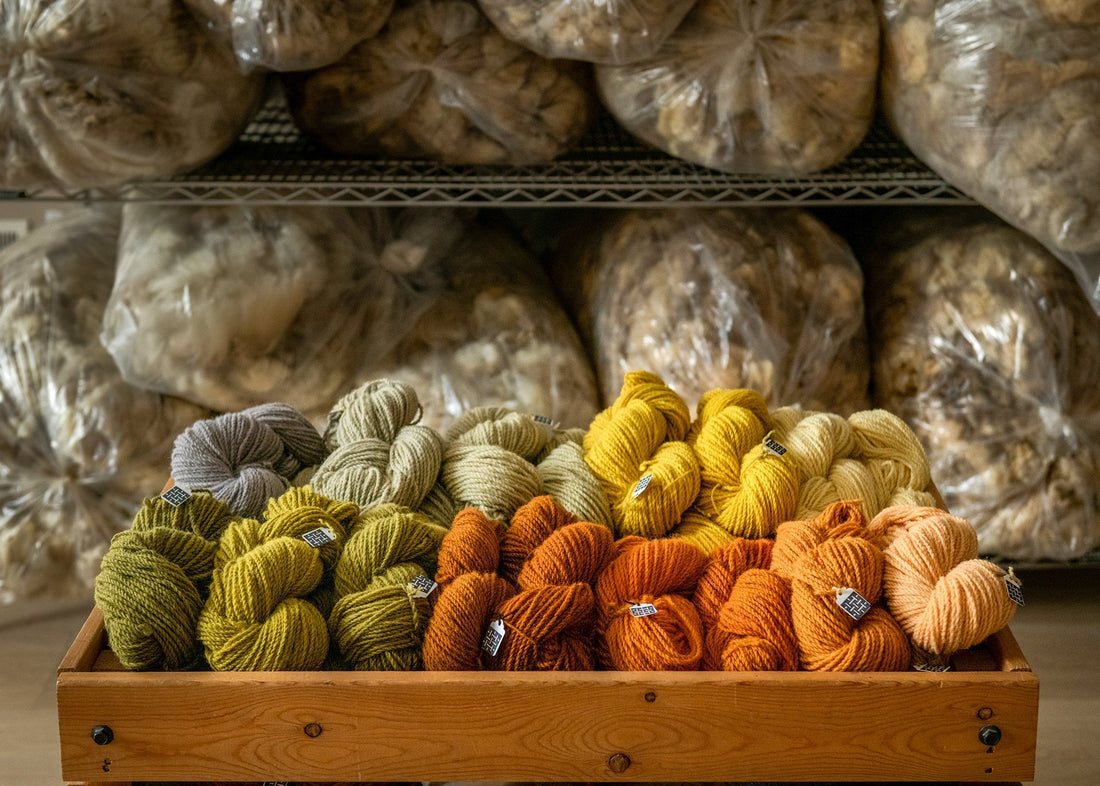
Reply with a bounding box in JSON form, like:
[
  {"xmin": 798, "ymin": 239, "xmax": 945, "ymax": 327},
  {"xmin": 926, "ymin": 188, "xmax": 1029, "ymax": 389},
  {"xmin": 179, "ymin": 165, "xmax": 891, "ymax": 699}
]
[{"xmin": 10, "ymin": 95, "xmax": 975, "ymax": 207}]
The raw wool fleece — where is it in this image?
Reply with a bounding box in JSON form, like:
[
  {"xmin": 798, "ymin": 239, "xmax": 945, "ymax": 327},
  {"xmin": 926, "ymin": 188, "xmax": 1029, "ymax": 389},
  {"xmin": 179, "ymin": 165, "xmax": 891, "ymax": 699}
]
[
  {"xmin": 101, "ymin": 205, "xmax": 454, "ymax": 416},
  {"xmin": 0, "ymin": 0, "xmax": 263, "ymax": 190},
  {"xmin": 553, "ymin": 208, "xmax": 870, "ymax": 414},
  {"xmin": 867, "ymin": 216, "xmax": 1100, "ymax": 560},
  {"xmin": 0, "ymin": 209, "xmax": 209, "ymax": 603},
  {"xmin": 596, "ymin": 0, "xmax": 880, "ymax": 175}
]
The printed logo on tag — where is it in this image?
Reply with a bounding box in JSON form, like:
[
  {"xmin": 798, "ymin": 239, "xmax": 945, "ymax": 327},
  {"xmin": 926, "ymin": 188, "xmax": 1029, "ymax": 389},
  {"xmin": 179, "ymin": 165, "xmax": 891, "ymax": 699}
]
[
  {"xmin": 160, "ymin": 485, "xmax": 192, "ymax": 507},
  {"xmin": 835, "ymin": 587, "xmax": 871, "ymax": 620},
  {"xmin": 1004, "ymin": 569, "xmax": 1025, "ymax": 607},
  {"xmin": 408, "ymin": 574, "xmax": 438, "ymax": 599},
  {"xmin": 481, "ymin": 618, "xmax": 506, "ymax": 656},
  {"xmin": 533, "ymin": 414, "xmax": 554, "ymax": 425},
  {"xmin": 301, "ymin": 527, "xmax": 336, "ymax": 548},
  {"xmin": 262, "ymin": 782, "xmax": 290, "ymax": 786},
  {"xmin": 629, "ymin": 603, "xmax": 659, "ymax": 618},
  {"xmin": 914, "ymin": 662, "xmax": 951, "ymax": 672},
  {"xmin": 633, "ymin": 474, "xmax": 653, "ymax": 498},
  {"xmin": 763, "ymin": 436, "xmax": 788, "ymax": 457}
]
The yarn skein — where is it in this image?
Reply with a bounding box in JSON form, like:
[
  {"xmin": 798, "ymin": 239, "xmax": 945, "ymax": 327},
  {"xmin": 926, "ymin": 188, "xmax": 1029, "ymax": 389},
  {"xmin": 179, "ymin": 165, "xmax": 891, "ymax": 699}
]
[
  {"xmin": 583, "ymin": 371, "xmax": 701, "ymax": 538},
  {"xmin": 500, "ymin": 495, "xmax": 578, "ymax": 583},
  {"xmin": 536, "ymin": 440, "xmax": 615, "ymax": 529},
  {"xmin": 171, "ymin": 402, "xmax": 327, "ymax": 517},
  {"xmin": 434, "ymin": 507, "xmax": 507, "ymax": 590},
  {"xmin": 328, "ymin": 504, "xmax": 447, "ymax": 670},
  {"xmin": 422, "ymin": 571, "xmax": 516, "ymax": 670},
  {"xmin": 711, "ymin": 568, "xmax": 800, "ymax": 672},
  {"xmin": 95, "ymin": 492, "xmax": 238, "ymax": 671},
  {"xmin": 595, "ymin": 536, "xmax": 707, "ymax": 671},
  {"xmin": 848, "ymin": 410, "xmax": 937, "ymax": 509},
  {"xmin": 869, "ymin": 505, "xmax": 1017, "ymax": 656},
  {"xmin": 312, "ymin": 379, "xmax": 443, "ymax": 511},
  {"xmin": 684, "ymin": 388, "xmax": 799, "ymax": 539},
  {"xmin": 774, "ymin": 502, "xmax": 910, "ymax": 672},
  {"xmin": 693, "ymin": 537, "xmax": 775, "ymax": 630}
]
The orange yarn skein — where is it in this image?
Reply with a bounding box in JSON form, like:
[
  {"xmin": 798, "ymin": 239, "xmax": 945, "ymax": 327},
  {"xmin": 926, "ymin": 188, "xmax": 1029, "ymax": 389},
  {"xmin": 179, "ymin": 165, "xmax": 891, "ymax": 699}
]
[
  {"xmin": 434, "ymin": 507, "xmax": 505, "ymax": 590},
  {"xmin": 712, "ymin": 569, "xmax": 799, "ymax": 672},
  {"xmin": 422, "ymin": 572, "xmax": 514, "ymax": 670},
  {"xmin": 596, "ymin": 536, "xmax": 707, "ymax": 670},
  {"xmin": 501, "ymin": 495, "xmax": 578, "ymax": 582},
  {"xmin": 493, "ymin": 583, "xmax": 597, "ymax": 670},
  {"xmin": 869, "ymin": 505, "xmax": 1018, "ymax": 655},
  {"xmin": 693, "ymin": 538, "xmax": 774, "ymax": 628},
  {"xmin": 775, "ymin": 501, "xmax": 910, "ymax": 672}
]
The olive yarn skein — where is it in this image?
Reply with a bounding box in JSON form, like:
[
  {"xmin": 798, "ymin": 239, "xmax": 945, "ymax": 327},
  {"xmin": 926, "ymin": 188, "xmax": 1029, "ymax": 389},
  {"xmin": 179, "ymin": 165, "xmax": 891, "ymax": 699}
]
[
  {"xmin": 312, "ymin": 379, "xmax": 443, "ymax": 511},
  {"xmin": 171, "ymin": 402, "xmax": 327, "ymax": 517},
  {"xmin": 683, "ymin": 388, "xmax": 799, "ymax": 539},
  {"xmin": 95, "ymin": 492, "xmax": 237, "ymax": 671},
  {"xmin": 870, "ymin": 505, "xmax": 1018, "ymax": 655},
  {"xmin": 583, "ymin": 370, "xmax": 701, "ymax": 538},
  {"xmin": 328, "ymin": 504, "xmax": 447, "ymax": 670}
]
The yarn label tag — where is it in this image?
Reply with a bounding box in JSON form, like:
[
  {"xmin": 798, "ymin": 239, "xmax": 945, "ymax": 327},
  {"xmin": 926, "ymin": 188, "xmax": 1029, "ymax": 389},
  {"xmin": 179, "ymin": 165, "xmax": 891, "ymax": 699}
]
[
  {"xmin": 532, "ymin": 414, "xmax": 555, "ymax": 426},
  {"xmin": 408, "ymin": 574, "xmax": 438, "ymax": 599},
  {"xmin": 632, "ymin": 474, "xmax": 653, "ymax": 498},
  {"xmin": 1004, "ymin": 570, "xmax": 1025, "ymax": 607},
  {"xmin": 763, "ymin": 436, "xmax": 788, "ymax": 457},
  {"xmin": 835, "ymin": 587, "xmax": 871, "ymax": 620},
  {"xmin": 629, "ymin": 603, "xmax": 659, "ymax": 617},
  {"xmin": 481, "ymin": 618, "xmax": 506, "ymax": 656},
  {"xmin": 914, "ymin": 662, "xmax": 951, "ymax": 672},
  {"xmin": 160, "ymin": 484, "xmax": 192, "ymax": 507},
  {"xmin": 301, "ymin": 527, "xmax": 336, "ymax": 548}
]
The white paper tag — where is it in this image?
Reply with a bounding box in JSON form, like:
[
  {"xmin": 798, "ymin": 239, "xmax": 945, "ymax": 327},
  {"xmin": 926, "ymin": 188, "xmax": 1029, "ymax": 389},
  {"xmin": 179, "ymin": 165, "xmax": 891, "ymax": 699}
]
[
  {"xmin": 481, "ymin": 618, "xmax": 506, "ymax": 656},
  {"xmin": 835, "ymin": 587, "xmax": 871, "ymax": 620},
  {"xmin": 301, "ymin": 527, "xmax": 336, "ymax": 548},
  {"xmin": 408, "ymin": 574, "xmax": 438, "ymax": 599},
  {"xmin": 160, "ymin": 484, "xmax": 192, "ymax": 507},
  {"xmin": 763, "ymin": 436, "xmax": 788, "ymax": 457},
  {"xmin": 629, "ymin": 603, "xmax": 659, "ymax": 618},
  {"xmin": 633, "ymin": 474, "xmax": 653, "ymax": 498},
  {"xmin": 532, "ymin": 414, "xmax": 554, "ymax": 426},
  {"xmin": 1004, "ymin": 570, "xmax": 1025, "ymax": 607},
  {"xmin": 914, "ymin": 662, "xmax": 951, "ymax": 673}
]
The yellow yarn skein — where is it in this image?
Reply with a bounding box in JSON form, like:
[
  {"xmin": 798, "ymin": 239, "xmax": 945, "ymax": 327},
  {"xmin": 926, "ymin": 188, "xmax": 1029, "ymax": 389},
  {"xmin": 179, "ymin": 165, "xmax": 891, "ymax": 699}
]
[
  {"xmin": 682, "ymin": 388, "xmax": 798, "ymax": 539},
  {"xmin": 583, "ymin": 371, "xmax": 700, "ymax": 537},
  {"xmin": 848, "ymin": 410, "xmax": 937, "ymax": 508},
  {"xmin": 672, "ymin": 509, "xmax": 736, "ymax": 554}
]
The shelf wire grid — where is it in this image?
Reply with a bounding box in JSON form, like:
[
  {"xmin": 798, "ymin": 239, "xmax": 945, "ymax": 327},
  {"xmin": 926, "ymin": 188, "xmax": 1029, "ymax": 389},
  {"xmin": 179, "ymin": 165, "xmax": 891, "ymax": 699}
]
[{"xmin": 12, "ymin": 95, "xmax": 975, "ymax": 207}]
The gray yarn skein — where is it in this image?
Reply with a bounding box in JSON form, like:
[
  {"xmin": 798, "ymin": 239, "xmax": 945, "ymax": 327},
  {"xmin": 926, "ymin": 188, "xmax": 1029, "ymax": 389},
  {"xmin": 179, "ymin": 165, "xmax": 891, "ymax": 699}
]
[
  {"xmin": 312, "ymin": 379, "xmax": 443, "ymax": 511},
  {"xmin": 171, "ymin": 403, "xmax": 327, "ymax": 518}
]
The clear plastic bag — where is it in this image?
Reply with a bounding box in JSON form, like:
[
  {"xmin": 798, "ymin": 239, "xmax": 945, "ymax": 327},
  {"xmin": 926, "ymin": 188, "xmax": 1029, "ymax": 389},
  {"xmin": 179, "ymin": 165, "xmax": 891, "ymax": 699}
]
[
  {"xmin": 553, "ymin": 208, "xmax": 870, "ymax": 414},
  {"xmin": 284, "ymin": 0, "xmax": 592, "ymax": 165},
  {"xmin": 475, "ymin": 0, "xmax": 697, "ymax": 65},
  {"xmin": 880, "ymin": 0, "xmax": 1100, "ymax": 312},
  {"xmin": 183, "ymin": 0, "xmax": 394, "ymax": 72},
  {"xmin": 866, "ymin": 214, "xmax": 1100, "ymax": 560},
  {"xmin": 101, "ymin": 205, "xmax": 456, "ymax": 416},
  {"xmin": 595, "ymin": 0, "xmax": 879, "ymax": 174},
  {"xmin": 369, "ymin": 222, "xmax": 600, "ymax": 433},
  {"xmin": 0, "ymin": 210, "xmax": 210, "ymax": 603},
  {"xmin": 0, "ymin": 0, "xmax": 264, "ymax": 191}
]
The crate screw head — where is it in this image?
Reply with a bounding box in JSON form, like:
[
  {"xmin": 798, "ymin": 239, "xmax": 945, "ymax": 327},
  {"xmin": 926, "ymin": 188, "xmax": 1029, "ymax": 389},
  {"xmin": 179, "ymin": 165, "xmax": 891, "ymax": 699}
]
[
  {"xmin": 977, "ymin": 707, "xmax": 994, "ymax": 720},
  {"xmin": 608, "ymin": 753, "xmax": 631, "ymax": 773},
  {"xmin": 644, "ymin": 692, "xmax": 656, "ymax": 703},
  {"xmin": 978, "ymin": 725, "xmax": 1002, "ymax": 746},
  {"xmin": 91, "ymin": 725, "xmax": 114, "ymax": 746},
  {"xmin": 304, "ymin": 722, "xmax": 323, "ymax": 738}
]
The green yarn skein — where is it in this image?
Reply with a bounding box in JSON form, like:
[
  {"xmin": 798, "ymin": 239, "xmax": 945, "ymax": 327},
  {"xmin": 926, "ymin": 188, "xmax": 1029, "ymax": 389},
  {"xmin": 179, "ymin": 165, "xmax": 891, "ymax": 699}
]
[
  {"xmin": 329, "ymin": 504, "xmax": 447, "ymax": 670},
  {"xmin": 95, "ymin": 492, "xmax": 237, "ymax": 671}
]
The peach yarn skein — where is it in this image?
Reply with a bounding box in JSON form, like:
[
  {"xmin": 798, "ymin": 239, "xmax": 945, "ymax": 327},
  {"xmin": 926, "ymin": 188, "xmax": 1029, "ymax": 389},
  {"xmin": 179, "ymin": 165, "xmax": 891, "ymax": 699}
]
[{"xmin": 870, "ymin": 505, "xmax": 1018, "ymax": 655}]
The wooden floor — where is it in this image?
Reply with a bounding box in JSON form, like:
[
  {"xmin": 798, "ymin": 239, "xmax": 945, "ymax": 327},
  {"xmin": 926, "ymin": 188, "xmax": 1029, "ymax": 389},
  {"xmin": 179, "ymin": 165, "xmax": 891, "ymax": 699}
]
[{"xmin": 1, "ymin": 567, "xmax": 1097, "ymax": 785}]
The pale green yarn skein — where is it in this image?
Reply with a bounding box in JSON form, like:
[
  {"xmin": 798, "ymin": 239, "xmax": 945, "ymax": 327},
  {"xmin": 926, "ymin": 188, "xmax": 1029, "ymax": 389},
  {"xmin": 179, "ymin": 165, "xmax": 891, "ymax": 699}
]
[
  {"xmin": 95, "ymin": 492, "xmax": 238, "ymax": 671},
  {"xmin": 312, "ymin": 379, "xmax": 443, "ymax": 511},
  {"xmin": 328, "ymin": 504, "xmax": 447, "ymax": 670},
  {"xmin": 537, "ymin": 440, "xmax": 614, "ymax": 529}
]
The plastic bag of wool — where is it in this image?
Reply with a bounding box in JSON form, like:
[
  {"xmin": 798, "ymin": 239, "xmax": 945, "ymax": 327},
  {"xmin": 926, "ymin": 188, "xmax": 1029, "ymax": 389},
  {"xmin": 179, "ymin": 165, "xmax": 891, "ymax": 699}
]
[
  {"xmin": 182, "ymin": 0, "xmax": 395, "ymax": 72},
  {"xmin": 595, "ymin": 0, "xmax": 880, "ymax": 175},
  {"xmin": 0, "ymin": 210, "xmax": 210, "ymax": 604},
  {"xmin": 0, "ymin": 0, "xmax": 264, "ymax": 191},
  {"xmin": 101, "ymin": 205, "xmax": 461, "ymax": 418},
  {"xmin": 866, "ymin": 210, "xmax": 1100, "ymax": 560},
  {"xmin": 283, "ymin": 0, "xmax": 593, "ymax": 165},
  {"xmin": 368, "ymin": 221, "xmax": 601, "ymax": 434},
  {"xmin": 879, "ymin": 0, "xmax": 1100, "ymax": 313},
  {"xmin": 551, "ymin": 207, "xmax": 871, "ymax": 415}
]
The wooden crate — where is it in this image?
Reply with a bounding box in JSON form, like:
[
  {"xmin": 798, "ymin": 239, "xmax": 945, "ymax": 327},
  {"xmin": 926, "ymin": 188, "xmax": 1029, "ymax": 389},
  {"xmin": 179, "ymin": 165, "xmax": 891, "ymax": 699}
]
[{"xmin": 57, "ymin": 607, "xmax": 1037, "ymax": 785}]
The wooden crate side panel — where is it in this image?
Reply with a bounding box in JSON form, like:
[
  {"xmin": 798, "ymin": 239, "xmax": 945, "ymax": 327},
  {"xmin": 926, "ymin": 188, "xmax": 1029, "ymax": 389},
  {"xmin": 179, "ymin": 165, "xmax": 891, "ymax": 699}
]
[{"xmin": 58, "ymin": 671, "xmax": 1037, "ymax": 784}]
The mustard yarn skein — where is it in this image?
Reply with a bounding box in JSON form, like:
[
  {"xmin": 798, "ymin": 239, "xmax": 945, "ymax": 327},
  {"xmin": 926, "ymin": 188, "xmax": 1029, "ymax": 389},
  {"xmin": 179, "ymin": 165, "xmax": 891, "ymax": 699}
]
[
  {"xmin": 583, "ymin": 371, "xmax": 700, "ymax": 537},
  {"xmin": 95, "ymin": 492, "xmax": 238, "ymax": 671},
  {"xmin": 312, "ymin": 379, "xmax": 443, "ymax": 511},
  {"xmin": 870, "ymin": 505, "xmax": 1017, "ymax": 655},
  {"xmin": 671, "ymin": 509, "xmax": 736, "ymax": 554},
  {"xmin": 328, "ymin": 504, "xmax": 447, "ymax": 670},
  {"xmin": 685, "ymin": 388, "xmax": 798, "ymax": 539}
]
